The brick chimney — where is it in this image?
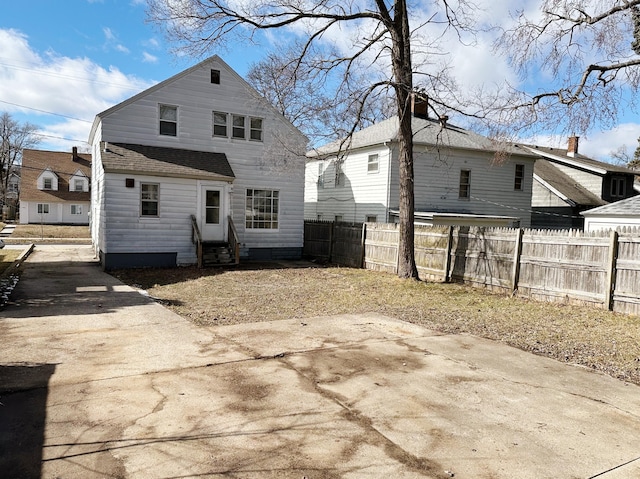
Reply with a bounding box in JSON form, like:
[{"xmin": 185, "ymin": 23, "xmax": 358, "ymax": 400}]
[
  {"xmin": 411, "ymin": 94, "xmax": 429, "ymax": 119},
  {"xmin": 567, "ymin": 136, "xmax": 579, "ymax": 157}
]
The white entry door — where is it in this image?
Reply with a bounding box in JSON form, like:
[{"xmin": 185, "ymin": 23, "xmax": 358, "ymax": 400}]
[{"xmin": 200, "ymin": 186, "xmax": 225, "ymax": 242}]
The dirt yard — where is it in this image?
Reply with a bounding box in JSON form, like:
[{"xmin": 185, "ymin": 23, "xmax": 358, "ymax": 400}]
[
  {"xmin": 12, "ymin": 224, "xmax": 90, "ymax": 238},
  {"xmin": 112, "ymin": 262, "xmax": 640, "ymax": 386}
]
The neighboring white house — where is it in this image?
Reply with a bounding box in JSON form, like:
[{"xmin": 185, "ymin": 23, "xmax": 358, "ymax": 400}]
[
  {"xmin": 305, "ymin": 111, "xmax": 538, "ymax": 227},
  {"xmin": 582, "ymin": 195, "xmax": 640, "ymax": 232},
  {"xmin": 88, "ymin": 55, "xmax": 308, "ymax": 269},
  {"xmin": 19, "ymin": 148, "xmax": 91, "ymax": 225},
  {"xmin": 525, "ymin": 137, "xmax": 638, "ymax": 229}
]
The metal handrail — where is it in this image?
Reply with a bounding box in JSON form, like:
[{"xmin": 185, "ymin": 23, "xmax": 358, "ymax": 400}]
[
  {"xmin": 227, "ymin": 215, "xmax": 240, "ymax": 265},
  {"xmin": 191, "ymin": 214, "xmax": 203, "ymax": 268}
]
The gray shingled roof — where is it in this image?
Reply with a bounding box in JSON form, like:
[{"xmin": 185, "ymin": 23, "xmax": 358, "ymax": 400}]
[
  {"xmin": 534, "ymin": 160, "xmax": 605, "ymax": 207},
  {"xmin": 524, "ymin": 145, "xmax": 635, "ymax": 175},
  {"xmin": 581, "ymin": 194, "xmax": 640, "ymax": 216},
  {"xmin": 102, "ymin": 143, "xmax": 235, "ymax": 180},
  {"xmin": 308, "ymin": 116, "xmax": 532, "ymax": 157}
]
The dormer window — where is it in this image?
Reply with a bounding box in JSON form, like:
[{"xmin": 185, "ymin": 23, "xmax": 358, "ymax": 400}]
[
  {"xmin": 43, "ymin": 178, "xmax": 52, "ymax": 190},
  {"xmin": 74, "ymin": 179, "xmax": 84, "ymax": 191}
]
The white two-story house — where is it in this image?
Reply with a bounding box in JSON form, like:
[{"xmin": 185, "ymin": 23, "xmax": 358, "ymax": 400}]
[
  {"xmin": 88, "ymin": 55, "xmax": 308, "ymax": 269},
  {"xmin": 305, "ymin": 110, "xmax": 538, "ymax": 228}
]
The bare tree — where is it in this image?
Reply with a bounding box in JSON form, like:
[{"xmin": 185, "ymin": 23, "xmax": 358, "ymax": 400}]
[
  {"xmin": 494, "ymin": 0, "xmax": 640, "ymax": 136},
  {"xmin": 147, "ymin": 0, "xmax": 480, "ymax": 279},
  {"xmin": 0, "ymin": 112, "xmax": 40, "ymax": 212},
  {"xmin": 246, "ymin": 42, "xmax": 393, "ymax": 145}
]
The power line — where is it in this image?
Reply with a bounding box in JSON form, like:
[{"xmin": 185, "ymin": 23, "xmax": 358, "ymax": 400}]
[
  {"xmin": 0, "ymin": 57, "xmax": 148, "ymax": 91},
  {"xmin": 0, "ymin": 99, "xmax": 94, "ymax": 123}
]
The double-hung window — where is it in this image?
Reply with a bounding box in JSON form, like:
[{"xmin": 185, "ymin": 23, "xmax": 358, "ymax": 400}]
[
  {"xmin": 611, "ymin": 176, "xmax": 626, "ymax": 198},
  {"xmin": 74, "ymin": 179, "xmax": 84, "ymax": 192},
  {"xmin": 250, "ymin": 117, "xmax": 263, "ymax": 141},
  {"xmin": 459, "ymin": 170, "xmax": 471, "ymax": 199},
  {"xmin": 368, "ymin": 154, "xmax": 379, "ymax": 173},
  {"xmin": 37, "ymin": 203, "xmax": 49, "ymax": 214},
  {"xmin": 159, "ymin": 105, "xmax": 177, "ymax": 136},
  {"xmin": 213, "ymin": 111, "xmax": 227, "ymax": 137},
  {"xmin": 514, "ymin": 164, "xmax": 525, "ymax": 191},
  {"xmin": 141, "ymin": 183, "xmax": 159, "ymax": 217},
  {"xmin": 71, "ymin": 205, "xmax": 82, "ymax": 215},
  {"xmin": 246, "ymin": 189, "xmax": 279, "ymax": 229},
  {"xmin": 43, "ymin": 178, "xmax": 52, "ymax": 190},
  {"xmin": 232, "ymin": 114, "xmax": 245, "ymax": 139}
]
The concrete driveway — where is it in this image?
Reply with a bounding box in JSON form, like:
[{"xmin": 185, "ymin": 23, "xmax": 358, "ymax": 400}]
[{"xmin": 1, "ymin": 245, "xmax": 640, "ymax": 479}]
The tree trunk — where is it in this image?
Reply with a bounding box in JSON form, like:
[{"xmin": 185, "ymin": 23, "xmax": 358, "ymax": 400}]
[{"xmin": 391, "ymin": 0, "xmax": 419, "ymax": 280}]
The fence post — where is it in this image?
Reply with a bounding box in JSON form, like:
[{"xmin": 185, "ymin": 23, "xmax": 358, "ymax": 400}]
[
  {"xmin": 360, "ymin": 222, "xmax": 367, "ymax": 269},
  {"xmin": 328, "ymin": 221, "xmax": 334, "ymax": 262},
  {"xmin": 511, "ymin": 228, "xmax": 524, "ymax": 293},
  {"xmin": 605, "ymin": 230, "xmax": 619, "ymax": 311},
  {"xmin": 443, "ymin": 225, "xmax": 454, "ymax": 282}
]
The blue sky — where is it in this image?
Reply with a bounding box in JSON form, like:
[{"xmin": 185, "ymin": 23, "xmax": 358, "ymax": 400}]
[
  {"xmin": 1, "ymin": 0, "xmax": 640, "ymax": 162},
  {"xmin": 0, "ymin": 0, "xmax": 263, "ymax": 152}
]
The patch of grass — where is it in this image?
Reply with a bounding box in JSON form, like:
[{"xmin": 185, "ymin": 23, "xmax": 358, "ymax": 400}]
[
  {"xmin": 111, "ymin": 263, "xmax": 640, "ymax": 385},
  {"xmin": 12, "ymin": 225, "xmax": 90, "ymax": 239},
  {"xmin": 0, "ymin": 249, "xmax": 22, "ymax": 275}
]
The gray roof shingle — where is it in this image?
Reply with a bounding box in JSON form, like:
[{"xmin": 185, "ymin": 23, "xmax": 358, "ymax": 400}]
[
  {"xmin": 308, "ymin": 116, "xmax": 533, "ymax": 157},
  {"xmin": 581, "ymin": 194, "xmax": 640, "ymax": 216},
  {"xmin": 102, "ymin": 143, "xmax": 235, "ymax": 180},
  {"xmin": 534, "ymin": 159, "xmax": 605, "ymax": 207}
]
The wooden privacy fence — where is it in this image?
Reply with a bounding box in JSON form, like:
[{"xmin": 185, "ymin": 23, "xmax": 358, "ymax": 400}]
[{"xmin": 303, "ymin": 221, "xmax": 640, "ymax": 316}]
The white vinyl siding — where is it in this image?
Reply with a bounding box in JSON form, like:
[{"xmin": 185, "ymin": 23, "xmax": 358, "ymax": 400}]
[
  {"xmin": 91, "ymin": 57, "xmax": 307, "ymax": 261},
  {"xmin": 304, "ymin": 147, "xmax": 390, "ymax": 223},
  {"xmin": 389, "ymin": 147, "xmax": 535, "ymax": 227}
]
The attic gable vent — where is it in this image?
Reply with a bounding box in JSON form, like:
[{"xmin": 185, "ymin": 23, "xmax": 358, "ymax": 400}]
[{"xmin": 211, "ymin": 69, "xmax": 220, "ymax": 84}]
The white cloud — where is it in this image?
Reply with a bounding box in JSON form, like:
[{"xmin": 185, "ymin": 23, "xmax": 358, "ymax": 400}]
[
  {"xmin": 0, "ymin": 28, "xmax": 153, "ymax": 150},
  {"xmin": 581, "ymin": 124, "xmax": 640, "ymax": 163},
  {"xmin": 142, "ymin": 51, "xmax": 159, "ymax": 63}
]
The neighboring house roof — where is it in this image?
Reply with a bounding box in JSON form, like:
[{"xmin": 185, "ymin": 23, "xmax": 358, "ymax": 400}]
[
  {"xmin": 523, "ymin": 145, "xmax": 635, "ymax": 175},
  {"xmin": 533, "ymin": 159, "xmax": 605, "ymax": 207},
  {"xmin": 21, "ymin": 148, "xmax": 91, "ymax": 202},
  {"xmin": 581, "ymin": 195, "xmax": 640, "ymax": 217},
  {"xmin": 308, "ymin": 116, "xmax": 534, "ymax": 157},
  {"xmin": 101, "ymin": 143, "xmax": 235, "ymax": 181}
]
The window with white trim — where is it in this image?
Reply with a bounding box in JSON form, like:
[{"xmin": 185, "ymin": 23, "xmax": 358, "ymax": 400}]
[
  {"xmin": 250, "ymin": 117, "xmax": 263, "ymax": 141},
  {"xmin": 37, "ymin": 203, "xmax": 49, "ymax": 214},
  {"xmin": 141, "ymin": 183, "xmax": 159, "ymax": 217},
  {"xmin": 74, "ymin": 179, "xmax": 84, "ymax": 192},
  {"xmin": 232, "ymin": 114, "xmax": 245, "ymax": 139},
  {"xmin": 459, "ymin": 170, "xmax": 471, "ymax": 199},
  {"xmin": 514, "ymin": 164, "xmax": 525, "ymax": 191},
  {"xmin": 43, "ymin": 177, "xmax": 52, "ymax": 190},
  {"xmin": 246, "ymin": 189, "xmax": 279, "ymax": 229},
  {"xmin": 213, "ymin": 111, "xmax": 227, "ymax": 137},
  {"xmin": 368, "ymin": 154, "xmax": 379, "ymax": 173},
  {"xmin": 71, "ymin": 204, "xmax": 82, "ymax": 215},
  {"xmin": 159, "ymin": 105, "xmax": 177, "ymax": 136}
]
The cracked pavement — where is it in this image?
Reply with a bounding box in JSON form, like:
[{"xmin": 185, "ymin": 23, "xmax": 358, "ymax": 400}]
[{"xmin": 1, "ymin": 245, "xmax": 640, "ymax": 478}]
